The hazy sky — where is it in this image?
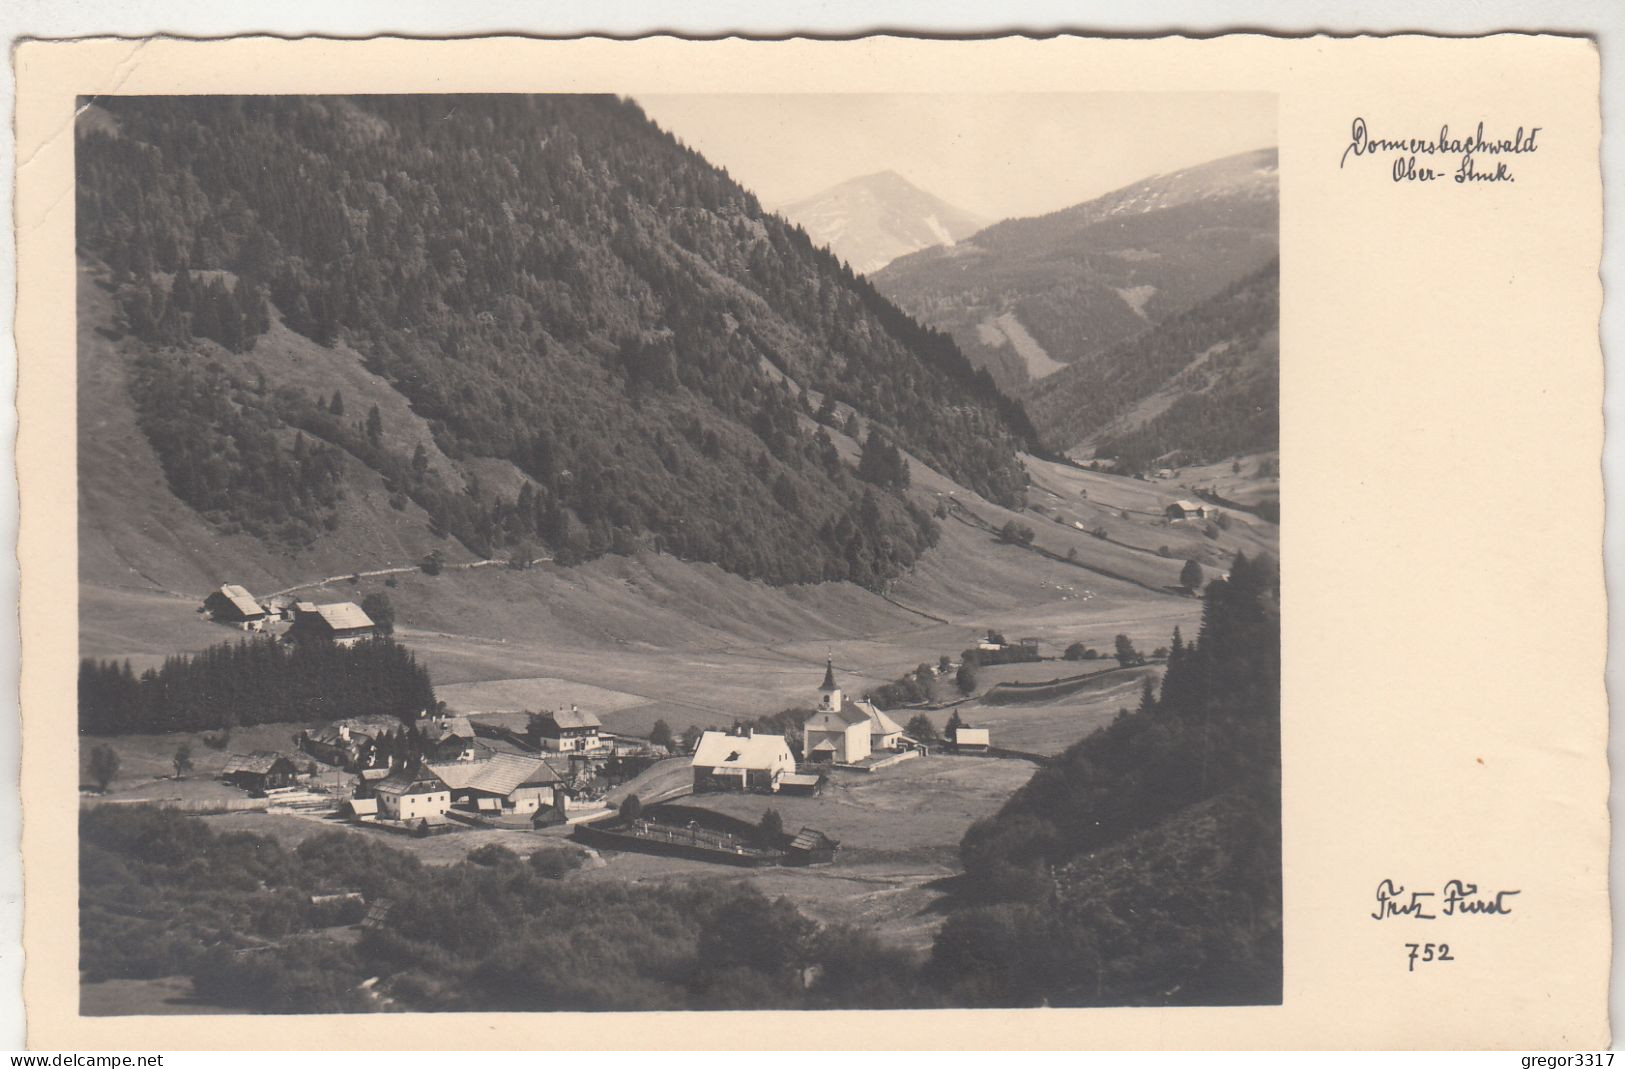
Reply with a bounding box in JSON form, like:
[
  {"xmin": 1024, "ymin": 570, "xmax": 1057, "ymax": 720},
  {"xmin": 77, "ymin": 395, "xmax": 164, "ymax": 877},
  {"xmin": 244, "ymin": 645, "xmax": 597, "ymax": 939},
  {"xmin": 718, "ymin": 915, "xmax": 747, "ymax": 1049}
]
[{"xmin": 636, "ymin": 93, "xmax": 1275, "ymax": 222}]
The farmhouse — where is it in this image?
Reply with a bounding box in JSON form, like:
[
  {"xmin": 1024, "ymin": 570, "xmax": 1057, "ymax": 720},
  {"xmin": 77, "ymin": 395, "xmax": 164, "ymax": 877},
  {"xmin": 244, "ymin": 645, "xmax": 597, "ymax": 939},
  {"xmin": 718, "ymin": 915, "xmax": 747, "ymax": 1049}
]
[
  {"xmin": 221, "ymin": 752, "xmax": 299, "ymax": 794},
  {"xmin": 1165, "ymin": 500, "xmax": 1215, "ymax": 522},
  {"xmin": 204, "ymin": 584, "xmax": 267, "ymax": 630},
  {"xmin": 691, "ymin": 730, "xmax": 796, "ymax": 793},
  {"xmin": 423, "ymin": 715, "xmax": 480, "ymax": 762},
  {"xmin": 428, "ymin": 752, "xmax": 565, "ymax": 817},
  {"xmin": 299, "ymin": 716, "xmax": 405, "ymax": 770},
  {"xmin": 954, "ymin": 727, "xmax": 991, "ymax": 754},
  {"xmin": 372, "ymin": 765, "xmax": 452, "ymax": 822},
  {"xmin": 531, "ymin": 706, "xmax": 605, "ymax": 753},
  {"xmin": 288, "ymin": 601, "xmax": 377, "ymax": 646}
]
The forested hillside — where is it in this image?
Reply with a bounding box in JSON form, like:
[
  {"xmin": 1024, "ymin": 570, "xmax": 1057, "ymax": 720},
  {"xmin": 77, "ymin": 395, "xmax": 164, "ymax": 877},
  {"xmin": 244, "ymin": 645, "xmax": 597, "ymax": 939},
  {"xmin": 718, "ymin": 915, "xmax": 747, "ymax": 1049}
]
[
  {"xmin": 932, "ymin": 552, "xmax": 1281, "ymax": 1006},
  {"xmin": 1024, "ymin": 260, "xmax": 1279, "ymax": 465},
  {"xmin": 76, "ymin": 95, "xmax": 1032, "ymax": 589}
]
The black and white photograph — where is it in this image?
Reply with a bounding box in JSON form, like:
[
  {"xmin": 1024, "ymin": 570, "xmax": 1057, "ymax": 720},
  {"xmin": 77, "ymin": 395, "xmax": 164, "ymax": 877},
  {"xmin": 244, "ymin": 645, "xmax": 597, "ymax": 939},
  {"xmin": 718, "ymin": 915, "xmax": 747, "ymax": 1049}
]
[{"xmin": 73, "ymin": 90, "xmax": 1279, "ymax": 1015}]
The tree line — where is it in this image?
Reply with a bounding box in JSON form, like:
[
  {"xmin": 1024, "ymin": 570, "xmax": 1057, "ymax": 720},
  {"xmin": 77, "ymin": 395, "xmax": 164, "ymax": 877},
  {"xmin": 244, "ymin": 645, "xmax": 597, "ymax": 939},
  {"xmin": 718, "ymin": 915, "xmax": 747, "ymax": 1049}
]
[{"xmin": 79, "ymin": 636, "xmax": 437, "ymax": 735}]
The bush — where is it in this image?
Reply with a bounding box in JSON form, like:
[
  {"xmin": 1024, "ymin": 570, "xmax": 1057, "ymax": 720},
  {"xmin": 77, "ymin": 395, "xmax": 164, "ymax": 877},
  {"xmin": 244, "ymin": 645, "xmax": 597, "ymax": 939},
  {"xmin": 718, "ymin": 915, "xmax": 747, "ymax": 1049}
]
[
  {"xmin": 87, "ymin": 744, "xmax": 121, "ymax": 792},
  {"xmin": 1062, "ymin": 642, "xmax": 1089, "ymax": 661},
  {"xmin": 467, "ymin": 844, "xmax": 520, "ymax": 867},
  {"xmin": 955, "ymin": 661, "xmax": 979, "ymax": 695},
  {"xmin": 619, "ymin": 794, "xmax": 643, "ymax": 822},
  {"xmin": 529, "ymin": 846, "xmax": 585, "ymax": 879},
  {"xmin": 998, "ymin": 521, "xmax": 1035, "ymax": 546}
]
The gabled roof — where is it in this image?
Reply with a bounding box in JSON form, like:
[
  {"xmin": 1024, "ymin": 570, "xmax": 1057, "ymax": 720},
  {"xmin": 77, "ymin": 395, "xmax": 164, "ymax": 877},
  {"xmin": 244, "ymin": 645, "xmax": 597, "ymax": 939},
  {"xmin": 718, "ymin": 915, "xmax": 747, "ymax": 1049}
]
[
  {"xmin": 955, "ymin": 728, "xmax": 991, "ymax": 746},
  {"xmin": 850, "ymin": 699, "xmax": 903, "ymax": 736},
  {"xmin": 428, "ymin": 717, "xmax": 475, "ymax": 744},
  {"xmin": 429, "ymin": 752, "xmax": 563, "ymax": 796},
  {"xmin": 535, "ymin": 707, "xmax": 601, "ymax": 731},
  {"xmin": 788, "ymin": 827, "xmax": 839, "ymax": 851},
  {"xmin": 222, "ymin": 751, "xmax": 296, "ymax": 775},
  {"xmin": 212, "ymin": 585, "xmax": 265, "ymax": 617},
  {"xmin": 310, "ymin": 716, "xmax": 403, "ymax": 746},
  {"xmin": 373, "ymin": 766, "xmax": 446, "ymax": 796},
  {"xmin": 347, "ymin": 797, "xmax": 378, "ymax": 816},
  {"xmin": 803, "ymin": 705, "xmax": 869, "ymax": 730},
  {"xmin": 310, "ymin": 601, "xmax": 375, "ymax": 631},
  {"xmin": 690, "ymin": 731, "xmax": 793, "ymax": 771},
  {"xmin": 1170, "ymin": 500, "xmax": 1206, "ymax": 512}
]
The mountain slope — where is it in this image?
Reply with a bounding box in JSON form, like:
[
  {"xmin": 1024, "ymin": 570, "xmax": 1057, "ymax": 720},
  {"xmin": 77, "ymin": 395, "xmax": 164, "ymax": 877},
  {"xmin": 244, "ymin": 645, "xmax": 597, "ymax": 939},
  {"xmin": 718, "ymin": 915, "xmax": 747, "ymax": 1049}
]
[
  {"xmin": 777, "ymin": 171, "xmax": 990, "ymax": 276},
  {"xmin": 76, "ymin": 95, "xmax": 1034, "ymax": 593},
  {"xmin": 872, "ymin": 147, "xmax": 1278, "ymax": 391},
  {"xmin": 1023, "ymin": 260, "xmax": 1279, "ymax": 464}
]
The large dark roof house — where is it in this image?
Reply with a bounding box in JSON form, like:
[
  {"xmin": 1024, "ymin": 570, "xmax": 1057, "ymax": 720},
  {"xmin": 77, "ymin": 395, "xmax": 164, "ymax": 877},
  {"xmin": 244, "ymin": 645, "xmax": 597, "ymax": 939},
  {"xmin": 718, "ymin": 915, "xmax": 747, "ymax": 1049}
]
[
  {"xmin": 429, "ymin": 753, "xmax": 565, "ymax": 818},
  {"xmin": 221, "ymin": 752, "xmax": 299, "ymax": 794},
  {"xmin": 204, "ymin": 584, "xmax": 268, "ymax": 629},
  {"xmin": 531, "ymin": 706, "xmax": 605, "ymax": 754},
  {"xmin": 289, "ymin": 601, "xmax": 377, "ymax": 646}
]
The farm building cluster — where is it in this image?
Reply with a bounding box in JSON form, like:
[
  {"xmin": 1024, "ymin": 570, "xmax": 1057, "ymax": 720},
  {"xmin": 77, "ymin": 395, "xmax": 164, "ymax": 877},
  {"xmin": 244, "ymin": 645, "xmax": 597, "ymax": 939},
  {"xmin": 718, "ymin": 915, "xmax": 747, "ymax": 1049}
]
[
  {"xmin": 203, "ymin": 583, "xmax": 377, "ymax": 645},
  {"xmin": 686, "ymin": 660, "xmax": 990, "ymax": 796}
]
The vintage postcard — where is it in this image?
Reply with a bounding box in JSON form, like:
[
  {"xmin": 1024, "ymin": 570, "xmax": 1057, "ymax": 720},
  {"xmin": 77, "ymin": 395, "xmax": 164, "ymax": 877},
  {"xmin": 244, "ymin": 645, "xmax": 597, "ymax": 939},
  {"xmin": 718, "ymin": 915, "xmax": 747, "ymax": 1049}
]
[{"xmin": 13, "ymin": 33, "xmax": 1607, "ymax": 1049}]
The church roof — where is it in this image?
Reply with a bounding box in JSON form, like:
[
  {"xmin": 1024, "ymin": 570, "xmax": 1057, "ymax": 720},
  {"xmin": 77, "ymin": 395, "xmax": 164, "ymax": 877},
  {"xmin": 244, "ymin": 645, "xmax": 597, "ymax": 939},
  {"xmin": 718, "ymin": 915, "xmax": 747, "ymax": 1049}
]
[{"xmin": 820, "ymin": 658, "xmax": 838, "ymax": 692}]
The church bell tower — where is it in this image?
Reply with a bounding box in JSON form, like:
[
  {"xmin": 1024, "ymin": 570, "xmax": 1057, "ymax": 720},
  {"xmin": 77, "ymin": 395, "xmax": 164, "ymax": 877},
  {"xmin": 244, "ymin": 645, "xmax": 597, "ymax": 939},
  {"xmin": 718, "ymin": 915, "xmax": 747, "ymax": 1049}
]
[{"xmin": 818, "ymin": 657, "xmax": 842, "ymax": 713}]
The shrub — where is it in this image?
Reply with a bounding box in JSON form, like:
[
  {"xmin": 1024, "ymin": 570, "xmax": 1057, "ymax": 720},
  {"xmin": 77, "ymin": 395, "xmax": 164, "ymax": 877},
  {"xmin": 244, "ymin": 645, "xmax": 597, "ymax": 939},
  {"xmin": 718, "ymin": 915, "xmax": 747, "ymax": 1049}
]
[
  {"xmin": 529, "ymin": 846, "xmax": 585, "ymax": 879},
  {"xmin": 467, "ymin": 844, "xmax": 520, "ymax": 867}
]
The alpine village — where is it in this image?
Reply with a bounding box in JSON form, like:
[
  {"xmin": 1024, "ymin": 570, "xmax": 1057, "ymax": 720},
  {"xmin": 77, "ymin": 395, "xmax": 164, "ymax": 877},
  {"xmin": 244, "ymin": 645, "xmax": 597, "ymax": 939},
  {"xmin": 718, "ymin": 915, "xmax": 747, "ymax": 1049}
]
[{"xmin": 76, "ymin": 96, "xmax": 1281, "ymax": 1016}]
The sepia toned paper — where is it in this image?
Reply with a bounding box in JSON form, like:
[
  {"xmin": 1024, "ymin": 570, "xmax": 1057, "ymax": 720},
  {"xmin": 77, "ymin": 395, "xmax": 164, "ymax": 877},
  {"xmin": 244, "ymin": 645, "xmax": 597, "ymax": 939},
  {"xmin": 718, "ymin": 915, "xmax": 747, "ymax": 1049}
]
[{"xmin": 15, "ymin": 33, "xmax": 1606, "ymax": 1049}]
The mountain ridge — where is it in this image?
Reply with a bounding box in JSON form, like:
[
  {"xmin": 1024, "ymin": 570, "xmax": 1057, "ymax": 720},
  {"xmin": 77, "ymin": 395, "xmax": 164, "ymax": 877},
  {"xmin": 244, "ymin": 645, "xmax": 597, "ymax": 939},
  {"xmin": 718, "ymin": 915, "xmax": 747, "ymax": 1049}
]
[
  {"xmin": 873, "ymin": 147, "xmax": 1278, "ymax": 393},
  {"xmin": 778, "ymin": 170, "xmax": 990, "ymax": 276}
]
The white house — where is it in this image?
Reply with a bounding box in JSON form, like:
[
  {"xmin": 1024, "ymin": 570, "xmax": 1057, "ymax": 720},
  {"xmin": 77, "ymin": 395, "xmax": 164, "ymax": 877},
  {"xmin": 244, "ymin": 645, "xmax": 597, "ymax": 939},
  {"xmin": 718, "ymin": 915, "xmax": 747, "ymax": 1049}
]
[
  {"xmin": 372, "ymin": 766, "xmax": 451, "ymax": 822},
  {"xmin": 691, "ymin": 731, "xmax": 797, "ymax": 792}
]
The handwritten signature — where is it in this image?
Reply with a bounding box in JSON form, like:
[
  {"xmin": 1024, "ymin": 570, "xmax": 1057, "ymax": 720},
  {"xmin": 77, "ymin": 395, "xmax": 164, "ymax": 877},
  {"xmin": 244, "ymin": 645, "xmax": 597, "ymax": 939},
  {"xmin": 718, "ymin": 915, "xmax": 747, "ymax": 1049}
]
[{"xmin": 1372, "ymin": 879, "xmax": 1521, "ymax": 920}]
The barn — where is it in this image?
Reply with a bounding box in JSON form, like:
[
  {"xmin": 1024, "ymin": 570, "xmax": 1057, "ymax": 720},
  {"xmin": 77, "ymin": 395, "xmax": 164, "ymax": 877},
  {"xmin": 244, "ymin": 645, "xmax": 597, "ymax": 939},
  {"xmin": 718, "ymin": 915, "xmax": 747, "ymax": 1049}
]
[
  {"xmin": 204, "ymin": 584, "xmax": 267, "ymax": 629},
  {"xmin": 221, "ymin": 752, "xmax": 299, "ymax": 794},
  {"xmin": 429, "ymin": 752, "xmax": 566, "ymax": 817},
  {"xmin": 953, "ymin": 728, "xmax": 991, "ymax": 754},
  {"xmin": 289, "ymin": 602, "xmax": 377, "ymax": 646},
  {"xmin": 1165, "ymin": 500, "xmax": 1214, "ymax": 522},
  {"xmin": 784, "ymin": 827, "xmax": 839, "ymax": 865}
]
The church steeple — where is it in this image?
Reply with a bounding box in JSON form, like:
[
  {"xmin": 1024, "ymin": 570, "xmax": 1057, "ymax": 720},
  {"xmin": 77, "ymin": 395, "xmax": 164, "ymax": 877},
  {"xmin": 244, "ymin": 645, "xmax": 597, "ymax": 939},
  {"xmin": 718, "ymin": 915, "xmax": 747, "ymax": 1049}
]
[{"xmin": 818, "ymin": 657, "xmax": 842, "ymax": 713}]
